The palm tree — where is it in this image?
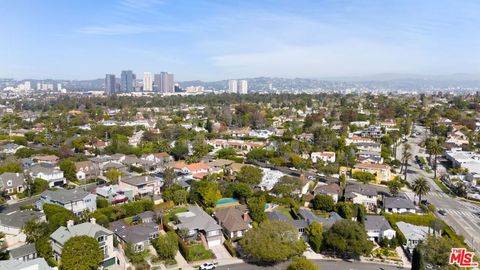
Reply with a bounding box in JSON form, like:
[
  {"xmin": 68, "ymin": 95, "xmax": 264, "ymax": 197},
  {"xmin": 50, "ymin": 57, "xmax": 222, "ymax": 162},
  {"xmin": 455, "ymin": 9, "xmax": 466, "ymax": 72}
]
[
  {"xmin": 401, "ymin": 143, "xmax": 412, "ymax": 181},
  {"xmin": 430, "ymin": 138, "xmax": 443, "ymax": 179},
  {"xmin": 412, "ymin": 177, "xmax": 430, "ymax": 204}
]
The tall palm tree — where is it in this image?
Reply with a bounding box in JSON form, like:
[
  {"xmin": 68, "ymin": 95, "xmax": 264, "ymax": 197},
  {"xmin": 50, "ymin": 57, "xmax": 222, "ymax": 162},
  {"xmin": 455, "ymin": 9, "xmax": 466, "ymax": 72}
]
[
  {"xmin": 401, "ymin": 143, "xmax": 412, "ymax": 181},
  {"xmin": 412, "ymin": 177, "xmax": 431, "ymax": 204},
  {"xmin": 430, "ymin": 138, "xmax": 443, "ymax": 179}
]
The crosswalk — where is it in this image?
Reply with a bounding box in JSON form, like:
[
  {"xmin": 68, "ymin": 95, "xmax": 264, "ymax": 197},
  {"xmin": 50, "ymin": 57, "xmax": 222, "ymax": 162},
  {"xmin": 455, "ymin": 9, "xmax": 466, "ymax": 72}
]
[
  {"xmin": 444, "ymin": 209, "xmax": 480, "ymax": 221},
  {"xmin": 425, "ymin": 191, "xmax": 449, "ymax": 199}
]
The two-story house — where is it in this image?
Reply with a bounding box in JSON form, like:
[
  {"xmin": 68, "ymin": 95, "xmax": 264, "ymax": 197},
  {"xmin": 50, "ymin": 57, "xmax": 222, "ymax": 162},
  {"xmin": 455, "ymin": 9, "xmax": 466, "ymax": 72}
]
[
  {"xmin": 352, "ymin": 163, "xmax": 392, "ymax": 183},
  {"xmin": 311, "ymin": 152, "xmax": 336, "ymax": 164},
  {"xmin": 36, "ymin": 189, "xmax": 97, "ymax": 216},
  {"xmin": 364, "ymin": 215, "xmax": 396, "ymax": 242},
  {"xmin": 50, "ymin": 219, "xmax": 116, "ymax": 268},
  {"xmin": 0, "ymin": 172, "xmax": 26, "ymax": 195},
  {"xmin": 110, "ymin": 211, "xmax": 160, "ymax": 252},
  {"xmin": 0, "ymin": 210, "xmax": 45, "ymax": 246},
  {"xmin": 344, "ymin": 184, "xmax": 378, "ymax": 212},
  {"xmin": 74, "ymin": 160, "xmax": 100, "ymax": 182},
  {"xmin": 119, "ymin": 175, "xmax": 162, "ymax": 197},
  {"xmin": 27, "ymin": 164, "xmax": 66, "ymax": 187},
  {"xmin": 96, "ymin": 184, "xmax": 133, "ymax": 205}
]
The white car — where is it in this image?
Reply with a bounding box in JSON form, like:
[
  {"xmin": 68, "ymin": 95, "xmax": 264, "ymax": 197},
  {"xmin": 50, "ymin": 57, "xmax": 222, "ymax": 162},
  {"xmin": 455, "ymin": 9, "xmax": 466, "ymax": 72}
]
[{"xmin": 199, "ymin": 262, "xmax": 216, "ymax": 270}]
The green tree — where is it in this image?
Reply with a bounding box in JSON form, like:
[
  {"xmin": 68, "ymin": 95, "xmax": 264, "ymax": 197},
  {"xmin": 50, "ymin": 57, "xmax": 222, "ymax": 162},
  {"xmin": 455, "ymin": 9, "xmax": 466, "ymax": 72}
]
[
  {"xmin": 170, "ymin": 140, "xmax": 188, "ymax": 160},
  {"xmin": 387, "ymin": 176, "xmax": 404, "ymax": 196},
  {"xmin": 247, "ymin": 196, "xmax": 266, "ymax": 223},
  {"xmin": 305, "ymin": 222, "xmax": 323, "ymax": 253},
  {"xmin": 352, "ymin": 171, "xmax": 376, "ymax": 184},
  {"xmin": 173, "ymin": 189, "xmax": 188, "ymax": 205},
  {"xmin": 401, "ymin": 143, "xmax": 412, "ymax": 181},
  {"xmin": 152, "ymin": 231, "xmax": 179, "ymax": 260},
  {"xmin": 230, "ymin": 182, "xmax": 253, "ymax": 203},
  {"xmin": 163, "ymin": 167, "xmax": 177, "ymax": 188},
  {"xmin": 324, "ymin": 219, "xmax": 373, "ymax": 257},
  {"xmin": 105, "ymin": 168, "xmax": 124, "ymax": 184},
  {"xmin": 239, "ymin": 220, "xmax": 306, "ymax": 262},
  {"xmin": 287, "ymin": 257, "xmax": 319, "ymax": 270},
  {"xmin": 312, "ymin": 194, "xmax": 334, "ymax": 212},
  {"xmin": 60, "ymin": 236, "xmax": 103, "ymax": 270},
  {"xmin": 59, "ymin": 159, "xmax": 77, "ymax": 182},
  {"xmin": 32, "ymin": 178, "xmax": 49, "ymax": 195},
  {"xmin": 236, "ymin": 165, "xmax": 263, "ymax": 186},
  {"xmin": 335, "ymin": 202, "xmax": 353, "ymax": 219},
  {"xmin": 42, "ymin": 203, "xmax": 77, "ymax": 232},
  {"xmin": 411, "ymin": 246, "xmax": 425, "ymax": 270},
  {"xmin": 189, "ymin": 180, "xmax": 221, "ymax": 207},
  {"xmin": 272, "ymin": 175, "xmax": 303, "ymax": 198},
  {"xmin": 96, "ymin": 197, "xmax": 109, "ymax": 209},
  {"xmin": 22, "ymin": 220, "xmax": 49, "ymax": 242},
  {"xmin": 412, "ymin": 177, "xmax": 430, "ymax": 204},
  {"xmin": 418, "ymin": 235, "xmax": 456, "ymax": 268}
]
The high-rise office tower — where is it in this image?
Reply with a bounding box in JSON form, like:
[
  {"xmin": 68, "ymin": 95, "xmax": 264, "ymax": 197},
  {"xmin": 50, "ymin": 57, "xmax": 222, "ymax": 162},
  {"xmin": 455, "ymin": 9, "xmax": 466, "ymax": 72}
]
[
  {"xmin": 143, "ymin": 72, "xmax": 153, "ymax": 91},
  {"xmin": 238, "ymin": 80, "xmax": 248, "ymax": 94},
  {"xmin": 120, "ymin": 70, "xmax": 134, "ymax": 92},
  {"xmin": 160, "ymin": 72, "xmax": 174, "ymax": 93},
  {"xmin": 153, "ymin": 73, "xmax": 161, "ymax": 92},
  {"xmin": 105, "ymin": 74, "xmax": 116, "ymax": 93},
  {"xmin": 24, "ymin": 81, "xmax": 31, "ymax": 90},
  {"xmin": 228, "ymin": 80, "xmax": 237, "ymax": 93}
]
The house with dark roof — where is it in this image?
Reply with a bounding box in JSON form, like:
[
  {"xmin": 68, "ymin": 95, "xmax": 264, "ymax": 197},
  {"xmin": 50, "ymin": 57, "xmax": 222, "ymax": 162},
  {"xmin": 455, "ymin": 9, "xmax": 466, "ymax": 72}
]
[
  {"xmin": 175, "ymin": 206, "xmax": 223, "ymax": 248},
  {"xmin": 110, "ymin": 211, "xmax": 160, "ymax": 252},
  {"xmin": 0, "ymin": 172, "xmax": 26, "ymax": 195},
  {"xmin": 50, "ymin": 219, "xmax": 116, "ymax": 267},
  {"xmin": 297, "ymin": 208, "xmax": 343, "ymax": 229},
  {"xmin": 344, "ymin": 184, "xmax": 378, "ymax": 212},
  {"xmin": 119, "ymin": 175, "xmax": 162, "ymax": 197},
  {"xmin": 313, "ymin": 183, "xmax": 341, "ymax": 203},
  {"xmin": 383, "ymin": 196, "xmax": 416, "ymax": 214},
  {"xmin": 214, "ymin": 206, "xmax": 252, "ymax": 238},
  {"xmin": 364, "ymin": 215, "xmax": 396, "ymax": 242},
  {"xmin": 74, "ymin": 160, "xmax": 100, "ymax": 182},
  {"xmin": 36, "ymin": 188, "xmax": 97, "ymax": 216},
  {"xmin": 9, "ymin": 243, "xmax": 37, "ymax": 262}
]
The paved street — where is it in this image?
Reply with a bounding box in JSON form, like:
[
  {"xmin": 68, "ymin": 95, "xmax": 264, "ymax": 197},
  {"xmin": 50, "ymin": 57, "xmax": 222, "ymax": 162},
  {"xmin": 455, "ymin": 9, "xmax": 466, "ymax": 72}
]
[
  {"xmin": 398, "ymin": 125, "xmax": 480, "ymax": 254},
  {"xmin": 216, "ymin": 260, "xmax": 407, "ymax": 270}
]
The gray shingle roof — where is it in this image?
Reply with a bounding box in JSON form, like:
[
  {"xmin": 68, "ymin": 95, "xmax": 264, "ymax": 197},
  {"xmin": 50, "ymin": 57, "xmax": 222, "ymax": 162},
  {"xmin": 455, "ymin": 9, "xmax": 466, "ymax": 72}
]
[
  {"xmin": 383, "ymin": 197, "xmax": 415, "ymax": 209},
  {"xmin": 0, "ymin": 258, "xmax": 52, "ymax": 270},
  {"xmin": 0, "ymin": 210, "xmax": 45, "ymax": 229},
  {"xmin": 9, "ymin": 243, "xmax": 36, "ymax": 259},
  {"xmin": 364, "ymin": 215, "xmax": 393, "ymax": 232},
  {"xmin": 40, "ymin": 188, "xmax": 91, "ymax": 203},
  {"xmin": 120, "ymin": 175, "xmax": 160, "ymax": 186},
  {"xmin": 176, "ymin": 206, "xmax": 221, "ymax": 232},
  {"xmin": 110, "ymin": 220, "xmax": 159, "ymax": 244},
  {"xmin": 345, "ymin": 183, "xmax": 378, "ymax": 197},
  {"xmin": 50, "ymin": 222, "xmax": 113, "ymax": 245},
  {"xmin": 0, "ymin": 172, "xmax": 25, "ymax": 189}
]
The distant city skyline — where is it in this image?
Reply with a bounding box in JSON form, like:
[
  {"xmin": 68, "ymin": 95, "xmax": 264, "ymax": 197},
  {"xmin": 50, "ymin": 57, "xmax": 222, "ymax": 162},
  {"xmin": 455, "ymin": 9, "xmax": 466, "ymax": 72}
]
[{"xmin": 2, "ymin": 1, "xmax": 480, "ymax": 81}]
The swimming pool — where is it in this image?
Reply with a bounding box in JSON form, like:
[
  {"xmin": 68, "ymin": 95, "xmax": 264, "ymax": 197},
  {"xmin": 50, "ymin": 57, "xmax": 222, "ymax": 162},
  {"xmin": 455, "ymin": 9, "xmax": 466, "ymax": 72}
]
[{"xmin": 216, "ymin": 198, "xmax": 239, "ymax": 205}]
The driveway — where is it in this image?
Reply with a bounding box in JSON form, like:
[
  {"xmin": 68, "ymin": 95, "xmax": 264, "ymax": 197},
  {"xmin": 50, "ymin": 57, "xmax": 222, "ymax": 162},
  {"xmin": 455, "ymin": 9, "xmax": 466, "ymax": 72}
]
[{"xmin": 210, "ymin": 244, "xmax": 232, "ymax": 260}]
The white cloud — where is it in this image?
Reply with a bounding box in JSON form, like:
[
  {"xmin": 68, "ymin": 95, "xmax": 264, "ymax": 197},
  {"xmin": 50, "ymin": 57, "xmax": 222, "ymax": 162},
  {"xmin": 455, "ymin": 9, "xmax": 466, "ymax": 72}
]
[{"xmin": 77, "ymin": 23, "xmax": 182, "ymax": 35}]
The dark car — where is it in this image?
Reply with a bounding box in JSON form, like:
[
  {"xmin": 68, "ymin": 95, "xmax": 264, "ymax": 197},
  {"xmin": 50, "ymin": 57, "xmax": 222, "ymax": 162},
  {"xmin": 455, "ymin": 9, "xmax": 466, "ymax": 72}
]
[{"xmin": 438, "ymin": 209, "xmax": 447, "ymax": 216}]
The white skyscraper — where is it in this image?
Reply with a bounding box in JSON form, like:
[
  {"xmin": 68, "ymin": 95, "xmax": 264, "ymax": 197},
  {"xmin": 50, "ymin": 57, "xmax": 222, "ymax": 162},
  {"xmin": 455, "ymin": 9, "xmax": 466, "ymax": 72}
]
[
  {"xmin": 143, "ymin": 72, "xmax": 153, "ymax": 91},
  {"xmin": 24, "ymin": 81, "xmax": 31, "ymax": 90},
  {"xmin": 238, "ymin": 80, "xmax": 248, "ymax": 94},
  {"xmin": 228, "ymin": 80, "xmax": 237, "ymax": 93}
]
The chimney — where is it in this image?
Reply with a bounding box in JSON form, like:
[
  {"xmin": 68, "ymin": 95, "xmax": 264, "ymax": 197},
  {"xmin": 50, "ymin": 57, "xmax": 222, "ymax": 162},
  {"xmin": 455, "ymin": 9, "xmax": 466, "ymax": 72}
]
[
  {"xmin": 67, "ymin": 220, "xmax": 74, "ymax": 228},
  {"xmin": 90, "ymin": 218, "xmax": 96, "ymax": 224}
]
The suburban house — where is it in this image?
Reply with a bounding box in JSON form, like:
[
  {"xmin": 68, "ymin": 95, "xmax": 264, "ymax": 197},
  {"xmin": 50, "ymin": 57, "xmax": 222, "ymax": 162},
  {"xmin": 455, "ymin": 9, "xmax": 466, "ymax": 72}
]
[
  {"xmin": 31, "ymin": 155, "xmax": 59, "ymax": 165},
  {"xmin": 36, "ymin": 188, "xmax": 97, "ymax": 215},
  {"xmin": 175, "ymin": 206, "xmax": 223, "ymax": 248},
  {"xmin": 50, "ymin": 219, "xmax": 116, "ymax": 268},
  {"xmin": 355, "ymin": 142, "xmax": 382, "ymax": 153},
  {"xmin": 110, "ymin": 211, "xmax": 160, "ymax": 252},
  {"xmin": 357, "ymin": 151, "xmax": 384, "ymax": 164},
  {"xmin": 361, "ymin": 125, "xmax": 384, "ymax": 139},
  {"xmin": 352, "ymin": 163, "xmax": 392, "ymax": 183},
  {"xmin": 0, "ymin": 172, "xmax": 26, "ymax": 195},
  {"xmin": 297, "ymin": 208, "xmax": 343, "ymax": 230},
  {"xmin": 344, "ymin": 184, "xmax": 378, "ymax": 212},
  {"xmin": 312, "ymin": 183, "xmax": 341, "ymax": 203},
  {"xmin": 0, "ymin": 143, "xmax": 24, "ymax": 155},
  {"xmin": 9, "ymin": 243, "xmax": 37, "ymax": 262},
  {"xmin": 141, "ymin": 152, "xmax": 173, "ymax": 167},
  {"xmin": 174, "ymin": 162, "xmax": 211, "ymax": 179},
  {"xmin": 311, "ymin": 152, "xmax": 336, "ymax": 163},
  {"xmin": 396, "ymin": 221, "xmax": 431, "ymax": 256},
  {"xmin": 267, "ymin": 211, "xmax": 308, "ymax": 236},
  {"xmin": 96, "ymin": 184, "xmax": 133, "ymax": 205},
  {"xmin": 0, "ymin": 210, "xmax": 45, "ymax": 246},
  {"xmin": 214, "ymin": 206, "xmax": 252, "ymax": 238},
  {"xmin": 383, "ymin": 197, "xmax": 416, "ymax": 214},
  {"xmin": 119, "ymin": 175, "xmax": 162, "ymax": 197},
  {"xmin": 207, "ymin": 159, "xmax": 235, "ymax": 174},
  {"xmin": 74, "ymin": 160, "xmax": 100, "ymax": 181},
  {"xmin": 208, "ymin": 139, "xmax": 265, "ymax": 154},
  {"xmin": 364, "ymin": 215, "xmax": 396, "ymax": 242},
  {"xmin": 27, "ymin": 164, "xmax": 66, "ymax": 187}
]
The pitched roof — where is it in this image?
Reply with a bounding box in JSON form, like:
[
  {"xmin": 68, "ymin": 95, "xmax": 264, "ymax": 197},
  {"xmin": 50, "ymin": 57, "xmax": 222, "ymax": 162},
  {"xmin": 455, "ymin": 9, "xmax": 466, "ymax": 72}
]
[
  {"xmin": 40, "ymin": 188, "xmax": 92, "ymax": 203},
  {"xmin": 215, "ymin": 207, "xmax": 251, "ymax": 232},
  {"xmin": 176, "ymin": 206, "xmax": 221, "ymax": 232},
  {"xmin": 120, "ymin": 175, "xmax": 159, "ymax": 186},
  {"xmin": 383, "ymin": 197, "xmax": 415, "ymax": 209},
  {"xmin": 0, "ymin": 172, "xmax": 25, "ymax": 188},
  {"xmin": 9, "ymin": 243, "xmax": 36, "ymax": 259},
  {"xmin": 0, "ymin": 210, "xmax": 45, "ymax": 229},
  {"xmin": 344, "ymin": 183, "xmax": 378, "ymax": 197},
  {"xmin": 354, "ymin": 163, "xmax": 390, "ymax": 170},
  {"xmin": 0, "ymin": 258, "xmax": 52, "ymax": 270},
  {"xmin": 364, "ymin": 215, "xmax": 393, "ymax": 232},
  {"xmin": 314, "ymin": 183, "xmax": 341, "ymax": 195},
  {"xmin": 50, "ymin": 222, "xmax": 113, "ymax": 245},
  {"xmin": 110, "ymin": 220, "xmax": 159, "ymax": 244}
]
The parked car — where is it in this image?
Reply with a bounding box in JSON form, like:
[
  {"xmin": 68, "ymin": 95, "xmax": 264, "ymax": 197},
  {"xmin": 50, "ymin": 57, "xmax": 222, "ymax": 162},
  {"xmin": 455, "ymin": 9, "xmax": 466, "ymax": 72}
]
[
  {"xmin": 200, "ymin": 262, "xmax": 216, "ymax": 270},
  {"xmin": 420, "ymin": 200, "xmax": 430, "ymax": 205},
  {"xmin": 438, "ymin": 209, "xmax": 447, "ymax": 216}
]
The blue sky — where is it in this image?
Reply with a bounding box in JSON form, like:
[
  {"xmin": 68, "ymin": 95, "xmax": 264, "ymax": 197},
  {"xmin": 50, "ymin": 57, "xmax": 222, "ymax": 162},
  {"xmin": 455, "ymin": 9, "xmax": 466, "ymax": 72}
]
[{"xmin": 1, "ymin": 0, "xmax": 480, "ymax": 81}]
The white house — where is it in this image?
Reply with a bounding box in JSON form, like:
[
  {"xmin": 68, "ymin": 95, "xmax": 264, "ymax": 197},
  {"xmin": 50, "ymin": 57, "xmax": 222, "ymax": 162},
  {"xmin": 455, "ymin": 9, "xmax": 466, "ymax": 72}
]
[
  {"xmin": 311, "ymin": 152, "xmax": 336, "ymax": 163},
  {"xmin": 383, "ymin": 197, "xmax": 416, "ymax": 214},
  {"xmin": 344, "ymin": 184, "xmax": 378, "ymax": 212},
  {"xmin": 36, "ymin": 189, "xmax": 97, "ymax": 216},
  {"xmin": 364, "ymin": 215, "xmax": 396, "ymax": 242},
  {"xmin": 28, "ymin": 164, "xmax": 66, "ymax": 187}
]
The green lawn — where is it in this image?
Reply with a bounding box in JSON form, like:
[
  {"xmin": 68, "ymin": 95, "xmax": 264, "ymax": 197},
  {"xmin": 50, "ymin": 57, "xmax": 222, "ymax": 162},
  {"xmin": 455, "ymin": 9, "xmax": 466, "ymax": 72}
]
[
  {"xmin": 434, "ymin": 178, "xmax": 451, "ymax": 195},
  {"xmin": 187, "ymin": 244, "xmax": 213, "ymax": 261},
  {"xmin": 312, "ymin": 210, "xmax": 330, "ymax": 218}
]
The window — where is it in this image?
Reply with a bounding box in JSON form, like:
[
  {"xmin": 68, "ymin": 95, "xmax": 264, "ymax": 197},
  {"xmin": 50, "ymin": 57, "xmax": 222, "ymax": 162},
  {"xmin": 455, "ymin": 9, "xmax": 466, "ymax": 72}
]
[
  {"xmin": 100, "ymin": 245, "xmax": 107, "ymax": 256},
  {"xmin": 97, "ymin": 235, "xmax": 105, "ymax": 242}
]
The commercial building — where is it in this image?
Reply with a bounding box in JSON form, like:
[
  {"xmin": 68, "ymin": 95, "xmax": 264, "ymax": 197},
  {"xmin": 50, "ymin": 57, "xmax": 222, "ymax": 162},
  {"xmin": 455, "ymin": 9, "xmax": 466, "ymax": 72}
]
[
  {"xmin": 143, "ymin": 72, "xmax": 153, "ymax": 91},
  {"xmin": 104, "ymin": 74, "xmax": 116, "ymax": 93},
  {"xmin": 120, "ymin": 70, "xmax": 134, "ymax": 92},
  {"xmin": 228, "ymin": 80, "xmax": 237, "ymax": 93},
  {"xmin": 238, "ymin": 80, "xmax": 248, "ymax": 94}
]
